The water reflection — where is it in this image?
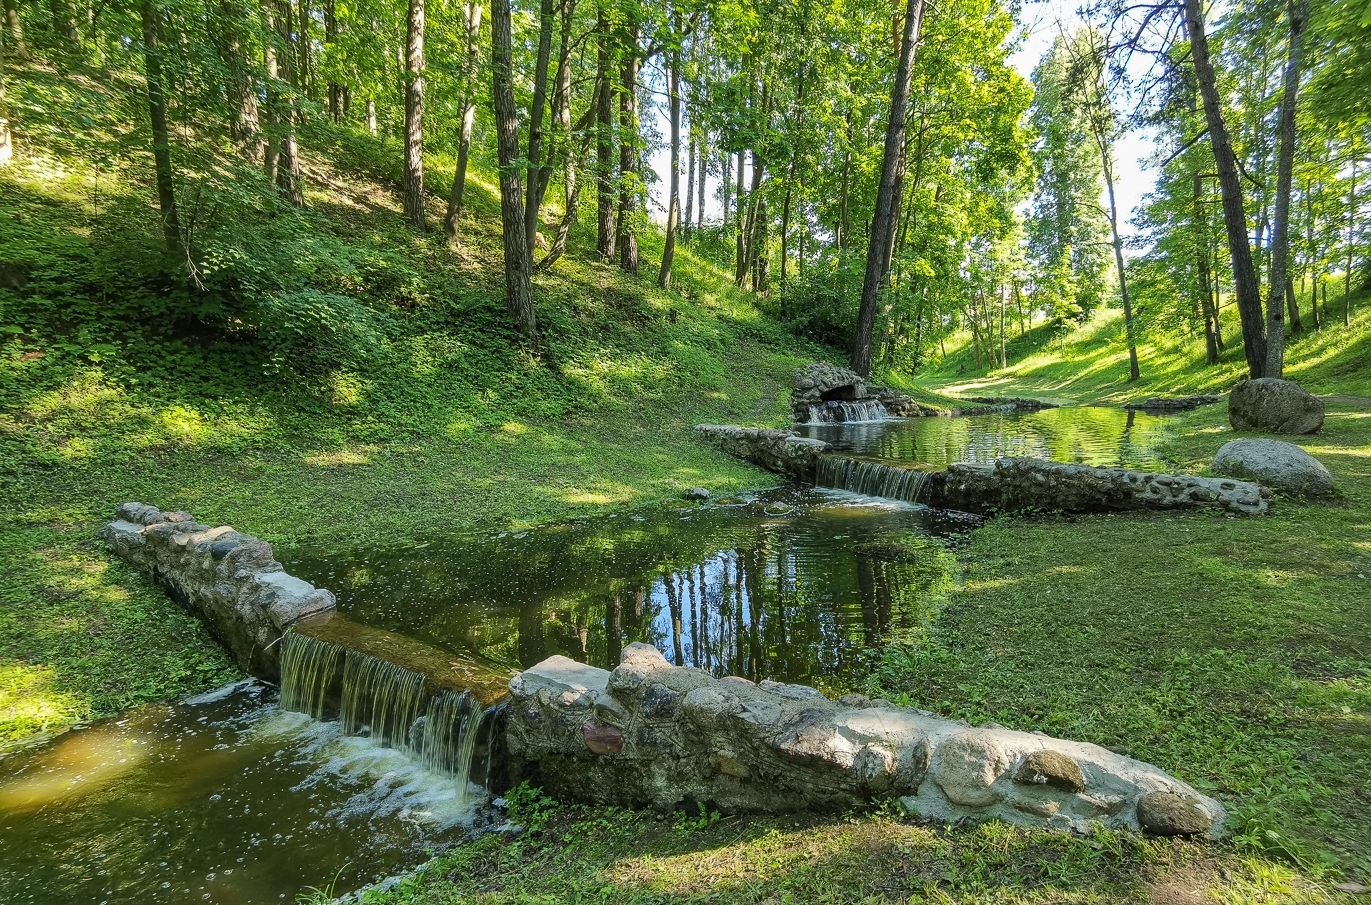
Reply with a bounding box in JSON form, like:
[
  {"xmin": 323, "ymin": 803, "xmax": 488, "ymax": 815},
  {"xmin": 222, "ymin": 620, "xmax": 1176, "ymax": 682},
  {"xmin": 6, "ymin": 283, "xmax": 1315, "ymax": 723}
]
[
  {"xmin": 0, "ymin": 682, "xmax": 476, "ymax": 905},
  {"xmin": 795, "ymin": 406, "xmax": 1175, "ymax": 470},
  {"xmin": 284, "ymin": 490, "xmax": 966, "ymax": 690}
]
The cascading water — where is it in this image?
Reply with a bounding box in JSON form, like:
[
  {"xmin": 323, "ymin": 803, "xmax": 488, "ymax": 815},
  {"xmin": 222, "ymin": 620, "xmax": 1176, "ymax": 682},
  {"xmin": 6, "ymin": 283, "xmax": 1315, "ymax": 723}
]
[
  {"xmin": 279, "ymin": 632, "xmax": 487, "ymax": 802},
  {"xmin": 807, "ymin": 400, "xmax": 889, "ymax": 424},
  {"xmin": 816, "ymin": 455, "xmax": 931, "ymax": 504},
  {"xmin": 341, "ymin": 650, "xmax": 427, "ymax": 751},
  {"xmin": 278, "ymin": 631, "xmax": 343, "ymax": 719}
]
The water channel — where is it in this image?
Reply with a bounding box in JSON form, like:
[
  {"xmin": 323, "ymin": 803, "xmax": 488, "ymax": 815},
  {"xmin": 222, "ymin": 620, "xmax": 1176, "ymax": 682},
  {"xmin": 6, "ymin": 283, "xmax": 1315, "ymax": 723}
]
[{"xmin": 0, "ymin": 406, "xmax": 1177, "ymax": 904}]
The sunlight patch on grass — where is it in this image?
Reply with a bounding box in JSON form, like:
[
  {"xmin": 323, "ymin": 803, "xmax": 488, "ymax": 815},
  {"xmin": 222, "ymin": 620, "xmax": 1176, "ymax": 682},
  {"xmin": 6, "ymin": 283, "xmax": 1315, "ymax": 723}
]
[
  {"xmin": 0, "ymin": 662, "xmax": 83, "ymax": 748},
  {"xmin": 301, "ymin": 448, "xmax": 373, "ymax": 467}
]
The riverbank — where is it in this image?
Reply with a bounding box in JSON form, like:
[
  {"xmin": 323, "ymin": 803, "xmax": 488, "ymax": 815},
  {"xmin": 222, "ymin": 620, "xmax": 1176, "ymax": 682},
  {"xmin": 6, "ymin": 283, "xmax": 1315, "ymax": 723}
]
[{"xmin": 350, "ymin": 393, "xmax": 1368, "ymax": 904}]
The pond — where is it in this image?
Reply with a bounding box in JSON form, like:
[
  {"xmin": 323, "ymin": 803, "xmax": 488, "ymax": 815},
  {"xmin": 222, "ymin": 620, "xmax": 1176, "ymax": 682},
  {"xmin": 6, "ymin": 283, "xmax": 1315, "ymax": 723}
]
[
  {"xmin": 1, "ymin": 405, "xmax": 1175, "ymax": 904},
  {"xmin": 796, "ymin": 406, "xmax": 1175, "ymax": 471}
]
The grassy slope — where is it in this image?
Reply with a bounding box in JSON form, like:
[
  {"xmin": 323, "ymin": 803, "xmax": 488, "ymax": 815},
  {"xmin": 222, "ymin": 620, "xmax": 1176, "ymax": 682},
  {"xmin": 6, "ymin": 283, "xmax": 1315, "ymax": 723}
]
[
  {"xmin": 0, "ymin": 64, "xmax": 830, "ymax": 749},
  {"xmin": 907, "ymin": 298, "xmax": 1371, "ymax": 404}
]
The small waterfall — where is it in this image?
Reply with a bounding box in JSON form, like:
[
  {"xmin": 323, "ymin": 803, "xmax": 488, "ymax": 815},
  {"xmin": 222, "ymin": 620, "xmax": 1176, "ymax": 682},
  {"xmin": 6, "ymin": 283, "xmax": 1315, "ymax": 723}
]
[
  {"xmin": 817, "ymin": 455, "xmax": 931, "ymax": 504},
  {"xmin": 420, "ymin": 691, "xmax": 483, "ymax": 803},
  {"xmin": 341, "ymin": 651, "xmax": 427, "ymax": 751},
  {"xmin": 280, "ymin": 632, "xmax": 488, "ymax": 801},
  {"xmin": 279, "ymin": 632, "xmax": 343, "ymax": 719},
  {"xmin": 806, "ymin": 400, "xmax": 890, "ymax": 424}
]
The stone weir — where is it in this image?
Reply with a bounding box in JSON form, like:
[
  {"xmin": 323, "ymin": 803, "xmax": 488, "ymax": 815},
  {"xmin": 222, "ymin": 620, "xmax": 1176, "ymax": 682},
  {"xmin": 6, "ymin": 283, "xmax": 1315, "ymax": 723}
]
[
  {"xmin": 506, "ymin": 644, "xmax": 1226, "ymax": 837},
  {"xmin": 99, "ymin": 503, "xmax": 337, "ymax": 680},
  {"xmin": 696, "ymin": 426, "xmax": 1270, "ymax": 516}
]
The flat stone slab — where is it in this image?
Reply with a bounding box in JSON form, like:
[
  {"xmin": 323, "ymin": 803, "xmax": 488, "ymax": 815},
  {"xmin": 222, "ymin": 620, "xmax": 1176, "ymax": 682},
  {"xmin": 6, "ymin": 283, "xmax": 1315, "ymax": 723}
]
[
  {"xmin": 1123, "ymin": 394, "xmax": 1221, "ymax": 412},
  {"xmin": 1213, "ymin": 439, "xmax": 1334, "ymax": 497},
  {"xmin": 506, "ymin": 644, "xmax": 1227, "ymax": 837}
]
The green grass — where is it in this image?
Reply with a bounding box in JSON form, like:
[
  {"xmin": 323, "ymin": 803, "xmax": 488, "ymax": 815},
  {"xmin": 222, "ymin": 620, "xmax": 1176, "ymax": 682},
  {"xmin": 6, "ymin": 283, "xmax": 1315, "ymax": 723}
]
[{"xmin": 907, "ymin": 294, "xmax": 1371, "ymax": 405}]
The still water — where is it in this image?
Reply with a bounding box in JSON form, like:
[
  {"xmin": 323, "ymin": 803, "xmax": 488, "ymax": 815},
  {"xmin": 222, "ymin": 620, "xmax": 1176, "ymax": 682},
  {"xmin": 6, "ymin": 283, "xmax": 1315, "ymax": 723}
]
[
  {"xmin": 796, "ymin": 406, "xmax": 1175, "ymax": 470},
  {"xmin": 283, "ymin": 488, "xmax": 968, "ymax": 689}
]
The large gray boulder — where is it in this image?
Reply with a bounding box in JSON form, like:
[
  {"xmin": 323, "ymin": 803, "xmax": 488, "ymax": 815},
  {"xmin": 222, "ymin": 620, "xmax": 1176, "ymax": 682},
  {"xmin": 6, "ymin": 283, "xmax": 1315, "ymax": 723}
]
[
  {"xmin": 1229, "ymin": 378, "xmax": 1324, "ymax": 434},
  {"xmin": 1213, "ymin": 439, "xmax": 1334, "ymax": 497}
]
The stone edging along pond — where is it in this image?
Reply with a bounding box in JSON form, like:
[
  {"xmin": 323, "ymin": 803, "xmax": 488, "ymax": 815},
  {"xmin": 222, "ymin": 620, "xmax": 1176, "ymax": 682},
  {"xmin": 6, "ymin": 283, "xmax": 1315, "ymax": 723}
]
[
  {"xmin": 100, "ymin": 503, "xmax": 1228, "ymax": 839},
  {"xmin": 694, "ymin": 424, "xmax": 1272, "ymax": 516}
]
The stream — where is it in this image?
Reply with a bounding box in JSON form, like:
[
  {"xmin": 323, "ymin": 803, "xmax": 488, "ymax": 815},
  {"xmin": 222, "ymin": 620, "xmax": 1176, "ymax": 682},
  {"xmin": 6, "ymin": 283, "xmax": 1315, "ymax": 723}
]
[{"xmin": 0, "ymin": 406, "xmax": 1177, "ymax": 904}]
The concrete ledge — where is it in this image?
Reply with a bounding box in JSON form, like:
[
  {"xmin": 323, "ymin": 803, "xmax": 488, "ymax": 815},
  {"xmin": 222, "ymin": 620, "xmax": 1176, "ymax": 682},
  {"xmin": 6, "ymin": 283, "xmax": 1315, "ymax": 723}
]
[{"xmin": 99, "ymin": 503, "xmax": 336, "ymax": 680}]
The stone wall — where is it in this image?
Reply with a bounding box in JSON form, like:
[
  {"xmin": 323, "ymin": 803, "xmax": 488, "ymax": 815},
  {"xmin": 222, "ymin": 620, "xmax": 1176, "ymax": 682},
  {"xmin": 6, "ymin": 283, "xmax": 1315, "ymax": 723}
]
[
  {"xmin": 923, "ymin": 458, "xmax": 1269, "ymax": 516},
  {"xmin": 695, "ymin": 424, "xmax": 830, "ymax": 483},
  {"xmin": 99, "ymin": 503, "xmax": 336, "ymax": 680},
  {"xmin": 506, "ymin": 644, "xmax": 1226, "ymax": 837}
]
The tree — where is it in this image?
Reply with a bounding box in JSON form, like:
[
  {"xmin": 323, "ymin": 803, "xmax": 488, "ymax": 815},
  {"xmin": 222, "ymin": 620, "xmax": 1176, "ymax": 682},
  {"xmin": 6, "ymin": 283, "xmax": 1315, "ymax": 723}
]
[
  {"xmin": 402, "ymin": 0, "xmax": 426, "ymax": 229},
  {"xmin": 444, "ymin": 0, "xmax": 483, "ymax": 239},
  {"xmin": 1263, "ymin": 0, "xmax": 1310, "ymax": 377},
  {"xmin": 140, "ymin": 0, "xmax": 182, "ymax": 255},
  {"xmin": 490, "ymin": 0, "xmax": 537, "ymax": 338},
  {"xmin": 851, "ymin": 0, "xmax": 926, "ymax": 377},
  {"xmin": 1063, "ymin": 28, "xmax": 1140, "ymax": 380},
  {"xmin": 1184, "ymin": 0, "xmax": 1266, "ymax": 376}
]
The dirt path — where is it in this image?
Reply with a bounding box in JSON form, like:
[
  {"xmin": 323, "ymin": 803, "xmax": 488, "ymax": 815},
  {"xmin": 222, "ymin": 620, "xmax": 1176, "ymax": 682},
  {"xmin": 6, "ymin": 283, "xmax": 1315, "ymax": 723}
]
[{"xmin": 1321, "ymin": 394, "xmax": 1371, "ymax": 410}]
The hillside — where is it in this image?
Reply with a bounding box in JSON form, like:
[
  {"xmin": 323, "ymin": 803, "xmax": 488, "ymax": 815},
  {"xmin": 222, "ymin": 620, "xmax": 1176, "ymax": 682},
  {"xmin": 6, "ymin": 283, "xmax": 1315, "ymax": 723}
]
[{"xmin": 0, "ymin": 60, "xmax": 829, "ymax": 749}]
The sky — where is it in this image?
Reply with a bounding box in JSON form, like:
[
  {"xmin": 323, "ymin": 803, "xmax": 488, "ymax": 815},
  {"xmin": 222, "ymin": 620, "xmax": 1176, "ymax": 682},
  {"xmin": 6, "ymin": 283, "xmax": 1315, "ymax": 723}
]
[{"xmin": 645, "ymin": 0, "xmax": 1161, "ymax": 240}]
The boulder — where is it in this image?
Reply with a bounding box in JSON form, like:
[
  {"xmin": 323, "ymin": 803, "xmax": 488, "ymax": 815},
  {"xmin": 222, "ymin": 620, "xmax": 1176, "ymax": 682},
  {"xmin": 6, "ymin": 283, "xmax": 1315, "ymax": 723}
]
[
  {"xmin": 1229, "ymin": 378, "xmax": 1325, "ymax": 434},
  {"xmin": 1212, "ymin": 439, "xmax": 1334, "ymax": 497},
  {"xmin": 1136, "ymin": 791, "xmax": 1214, "ymax": 837}
]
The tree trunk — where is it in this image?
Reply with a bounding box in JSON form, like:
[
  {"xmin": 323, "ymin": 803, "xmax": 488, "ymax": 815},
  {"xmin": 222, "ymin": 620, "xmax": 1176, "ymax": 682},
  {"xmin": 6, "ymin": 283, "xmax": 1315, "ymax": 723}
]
[
  {"xmin": 658, "ymin": 34, "xmax": 681, "ymax": 289},
  {"xmin": 1346, "ymin": 162, "xmax": 1357, "ymax": 327},
  {"xmin": 296, "ymin": 0, "xmax": 311, "ymax": 97},
  {"xmin": 365, "ymin": 98, "xmax": 376, "ymax": 135},
  {"xmin": 1263, "ymin": 0, "xmax": 1309, "ymax": 377},
  {"xmin": 324, "ymin": 0, "xmax": 341, "ymax": 121},
  {"xmin": 720, "ymin": 150, "xmax": 731, "ymax": 222},
  {"xmin": 1102, "ymin": 144, "xmax": 1140, "ymax": 380},
  {"xmin": 594, "ymin": 4, "xmax": 614, "ymax": 260},
  {"xmin": 696, "ymin": 134, "xmax": 706, "ymax": 229},
  {"xmin": 51, "ymin": 0, "xmax": 79, "ymax": 46},
  {"xmin": 140, "ymin": 0, "xmax": 181, "ymax": 255},
  {"xmin": 0, "ymin": 45, "xmax": 11, "ymax": 167},
  {"xmin": 4, "ymin": 0, "xmax": 25, "ymax": 58},
  {"xmin": 1194, "ymin": 175, "xmax": 1220, "ymax": 365},
  {"xmin": 265, "ymin": 0, "xmax": 304, "ymax": 206},
  {"xmin": 491, "ymin": 0, "xmax": 536, "ymax": 338},
  {"xmin": 837, "ymin": 109, "xmax": 851, "ymax": 250},
  {"xmin": 851, "ymin": 0, "xmax": 925, "ymax": 377},
  {"xmin": 734, "ymin": 150, "xmax": 746, "ymax": 284},
  {"xmin": 615, "ymin": 19, "xmax": 639, "ymax": 274},
  {"xmin": 1185, "ymin": 0, "xmax": 1265, "ymax": 376},
  {"xmin": 444, "ymin": 0, "xmax": 482, "ymax": 239},
  {"xmin": 523, "ymin": 0, "xmax": 554, "ymax": 252},
  {"xmin": 402, "ymin": 0, "xmax": 425, "ymax": 229},
  {"xmin": 217, "ymin": 0, "xmax": 262, "ymax": 162},
  {"xmin": 684, "ymin": 115, "xmax": 695, "ymax": 236}
]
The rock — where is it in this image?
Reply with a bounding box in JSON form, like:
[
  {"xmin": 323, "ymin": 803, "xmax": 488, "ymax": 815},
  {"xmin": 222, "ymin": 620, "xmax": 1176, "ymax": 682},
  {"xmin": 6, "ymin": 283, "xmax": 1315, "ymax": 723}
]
[
  {"xmin": 1123, "ymin": 394, "xmax": 1221, "ymax": 412},
  {"xmin": 582, "ymin": 719, "xmax": 624, "ymax": 756},
  {"xmin": 931, "ymin": 729, "xmax": 1009, "ymax": 807},
  {"xmin": 1229, "ymin": 378, "xmax": 1325, "ymax": 434},
  {"xmin": 1136, "ymin": 791, "xmax": 1214, "ymax": 836},
  {"xmin": 923, "ymin": 457, "xmax": 1270, "ymax": 517},
  {"xmin": 684, "ymin": 487, "xmax": 710, "ymax": 501},
  {"xmin": 694, "ymin": 425, "xmax": 830, "ymax": 482},
  {"xmin": 1014, "ymin": 750, "xmax": 1086, "ymax": 793},
  {"xmin": 790, "ymin": 363, "xmax": 931, "ymax": 422},
  {"xmin": 98, "ymin": 504, "xmax": 335, "ymax": 680},
  {"xmin": 1212, "ymin": 439, "xmax": 1334, "ymax": 496}
]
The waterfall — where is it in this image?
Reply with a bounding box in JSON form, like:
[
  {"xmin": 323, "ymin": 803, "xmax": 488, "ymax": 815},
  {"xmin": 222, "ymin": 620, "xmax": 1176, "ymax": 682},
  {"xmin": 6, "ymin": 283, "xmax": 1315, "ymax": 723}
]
[
  {"xmin": 279, "ymin": 632, "xmax": 343, "ymax": 720},
  {"xmin": 816, "ymin": 455, "xmax": 931, "ymax": 504},
  {"xmin": 420, "ymin": 690, "xmax": 483, "ymax": 803},
  {"xmin": 341, "ymin": 651, "xmax": 427, "ymax": 751},
  {"xmin": 280, "ymin": 632, "xmax": 488, "ymax": 800},
  {"xmin": 806, "ymin": 400, "xmax": 890, "ymax": 424}
]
